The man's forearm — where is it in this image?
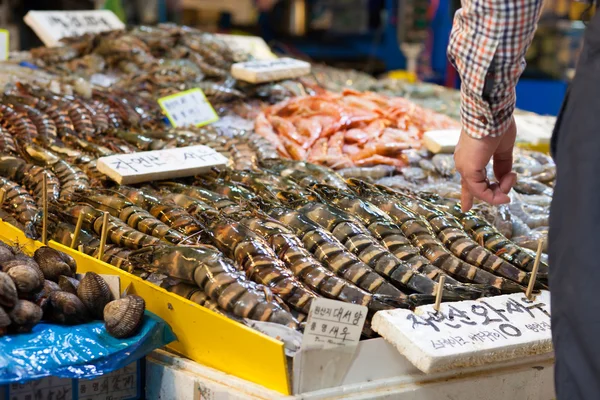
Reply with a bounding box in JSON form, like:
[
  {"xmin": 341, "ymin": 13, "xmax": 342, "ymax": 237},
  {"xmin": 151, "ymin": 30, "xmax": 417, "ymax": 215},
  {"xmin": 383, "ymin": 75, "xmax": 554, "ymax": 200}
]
[{"xmin": 448, "ymin": 0, "xmax": 543, "ymax": 138}]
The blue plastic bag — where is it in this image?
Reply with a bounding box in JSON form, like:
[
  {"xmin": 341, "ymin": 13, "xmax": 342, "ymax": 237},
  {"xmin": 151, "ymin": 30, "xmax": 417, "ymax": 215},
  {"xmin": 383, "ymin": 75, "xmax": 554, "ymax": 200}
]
[{"xmin": 0, "ymin": 311, "xmax": 175, "ymax": 384}]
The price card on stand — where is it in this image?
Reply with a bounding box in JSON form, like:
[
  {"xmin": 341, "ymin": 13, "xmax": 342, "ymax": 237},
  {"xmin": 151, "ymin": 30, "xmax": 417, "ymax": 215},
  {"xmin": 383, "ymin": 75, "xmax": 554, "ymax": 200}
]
[
  {"xmin": 295, "ymin": 299, "xmax": 368, "ymax": 393},
  {"xmin": 24, "ymin": 10, "xmax": 125, "ymax": 47},
  {"xmin": 216, "ymin": 33, "xmax": 278, "ymax": 60},
  {"xmin": 158, "ymin": 88, "xmax": 219, "ymax": 128},
  {"xmin": 302, "ymin": 298, "xmax": 368, "ymax": 349},
  {"xmin": 97, "ymin": 145, "xmax": 229, "ymax": 184},
  {"xmin": 231, "ymin": 58, "xmax": 311, "ymax": 83},
  {"xmin": 372, "ymin": 291, "xmax": 553, "ymax": 373},
  {"xmin": 0, "ymin": 29, "xmax": 8, "ymax": 61}
]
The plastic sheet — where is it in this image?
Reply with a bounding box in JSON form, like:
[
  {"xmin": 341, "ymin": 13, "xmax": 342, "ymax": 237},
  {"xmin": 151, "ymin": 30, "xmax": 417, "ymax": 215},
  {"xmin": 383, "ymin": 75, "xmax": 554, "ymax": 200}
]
[{"xmin": 0, "ymin": 311, "xmax": 175, "ymax": 385}]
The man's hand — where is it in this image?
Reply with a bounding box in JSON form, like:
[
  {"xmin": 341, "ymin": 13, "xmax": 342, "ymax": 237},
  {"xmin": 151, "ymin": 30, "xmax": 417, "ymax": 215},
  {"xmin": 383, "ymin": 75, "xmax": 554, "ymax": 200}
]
[{"xmin": 454, "ymin": 117, "xmax": 517, "ymax": 212}]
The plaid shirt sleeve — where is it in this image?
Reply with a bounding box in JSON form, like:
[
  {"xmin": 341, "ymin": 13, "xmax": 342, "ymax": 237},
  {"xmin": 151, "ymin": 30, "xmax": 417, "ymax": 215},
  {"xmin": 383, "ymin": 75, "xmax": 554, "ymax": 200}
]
[{"xmin": 447, "ymin": 0, "xmax": 543, "ymax": 138}]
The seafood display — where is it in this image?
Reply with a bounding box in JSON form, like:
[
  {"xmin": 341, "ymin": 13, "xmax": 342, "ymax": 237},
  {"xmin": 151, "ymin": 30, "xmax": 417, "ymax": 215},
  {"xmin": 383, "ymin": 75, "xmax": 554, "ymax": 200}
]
[
  {"xmin": 0, "ymin": 24, "xmax": 556, "ymax": 343},
  {"xmin": 255, "ymin": 90, "xmax": 459, "ymax": 169},
  {"xmin": 0, "ymin": 241, "xmax": 145, "ymax": 338}
]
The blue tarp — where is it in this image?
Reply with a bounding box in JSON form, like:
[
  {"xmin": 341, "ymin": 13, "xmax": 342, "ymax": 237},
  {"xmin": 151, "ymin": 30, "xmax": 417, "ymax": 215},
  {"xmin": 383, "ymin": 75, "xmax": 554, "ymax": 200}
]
[{"xmin": 0, "ymin": 311, "xmax": 175, "ymax": 385}]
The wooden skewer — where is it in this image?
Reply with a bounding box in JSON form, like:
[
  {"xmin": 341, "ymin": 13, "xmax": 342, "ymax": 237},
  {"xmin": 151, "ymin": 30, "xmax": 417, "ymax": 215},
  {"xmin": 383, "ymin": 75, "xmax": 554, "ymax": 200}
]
[
  {"xmin": 78, "ymin": 244, "xmax": 84, "ymax": 253},
  {"xmin": 70, "ymin": 213, "xmax": 84, "ymax": 249},
  {"xmin": 97, "ymin": 212, "xmax": 109, "ymax": 261},
  {"xmin": 0, "ymin": 188, "xmax": 6, "ymax": 206},
  {"xmin": 42, "ymin": 174, "xmax": 48, "ymax": 245},
  {"xmin": 434, "ymin": 275, "xmax": 446, "ymax": 312},
  {"xmin": 526, "ymin": 238, "xmax": 545, "ymax": 300}
]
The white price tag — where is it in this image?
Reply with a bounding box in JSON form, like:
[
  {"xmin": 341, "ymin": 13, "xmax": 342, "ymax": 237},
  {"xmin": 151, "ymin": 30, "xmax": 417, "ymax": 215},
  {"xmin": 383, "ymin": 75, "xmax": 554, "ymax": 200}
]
[
  {"xmin": 158, "ymin": 88, "xmax": 219, "ymax": 128},
  {"xmin": 514, "ymin": 114, "xmax": 556, "ymax": 145},
  {"xmin": 24, "ymin": 10, "xmax": 124, "ymax": 47},
  {"xmin": 372, "ymin": 291, "xmax": 553, "ymax": 373},
  {"xmin": 422, "ymin": 129, "xmax": 461, "ymax": 154},
  {"xmin": 97, "ymin": 145, "xmax": 229, "ymax": 185},
  {"xmin": 231, "ymin": 57, "xmax": 311, "ymax": 84},
  {"xmin": 302, "ymin": 298, "xmax": 367, "ymax": 349},
  {"xmin": 0, "ymin": 29, "xmax": 8, "ymax": 61},
  {"xmin": 216, "ymin": 33, "xmax": 277, "ymax": 60}
]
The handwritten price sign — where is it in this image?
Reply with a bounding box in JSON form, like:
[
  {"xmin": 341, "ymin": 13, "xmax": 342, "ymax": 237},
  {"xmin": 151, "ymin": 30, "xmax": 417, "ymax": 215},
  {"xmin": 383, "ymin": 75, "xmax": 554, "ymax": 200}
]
[
  {"xmin": 231, "ymin": 57, "xmax": 311, "ymax": 84},
  {"xmin": 97, "ymin": 145, "xmax": 229, "ymax": 184},
  {"xmin": 302, "ymin": 298, "xmax": 367, "ymax": 349},
  {"xmin": 372, "ymin": 291, "xmax": 553, "ymax": 373},
  {"xmin": 158, "ymin": 88, "xmax": 219, "ymax": 128},
  {"xmin": 24, "ymin": 10, "xmax": 124, "ymax": 47}
]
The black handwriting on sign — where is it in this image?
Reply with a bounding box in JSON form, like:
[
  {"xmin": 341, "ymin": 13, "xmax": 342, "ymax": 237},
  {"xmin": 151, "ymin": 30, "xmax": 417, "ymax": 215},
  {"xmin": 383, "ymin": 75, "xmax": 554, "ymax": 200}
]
[
  {"xmin": 498, "ymin": 323, "xmax": 522, "ymax": 337},
  {"xmin": 110, "ymin": 156, "xmax": 167, "ymax": 173},
  {"xmin": 48, "ymin": 16, "xmax": 68, "ymax": 28},
  {"xmin": 407, "ymin": 313, "xmax": 440, "ymax": 332},
  {"xmin": 446, "ymin": 305, "xmax": 477, "ymax": 329},
  {"xmin": 471, "ymin": 304, "xmax": 503, "ymax": 326}
]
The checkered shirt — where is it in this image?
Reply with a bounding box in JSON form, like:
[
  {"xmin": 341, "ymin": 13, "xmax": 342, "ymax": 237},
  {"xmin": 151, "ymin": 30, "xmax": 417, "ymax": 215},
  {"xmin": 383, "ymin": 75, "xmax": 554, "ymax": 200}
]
[{"xmin": 448, "ymin": 0, "xmax": 544, "ymax": 138}]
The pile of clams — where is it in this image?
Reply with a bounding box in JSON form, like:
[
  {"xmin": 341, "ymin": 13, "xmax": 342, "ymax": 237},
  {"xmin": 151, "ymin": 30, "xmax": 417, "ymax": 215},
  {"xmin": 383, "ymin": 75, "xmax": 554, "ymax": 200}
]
[{"xmin": 0, "ymin": 243, "xmax": 145, "ymax": 339}]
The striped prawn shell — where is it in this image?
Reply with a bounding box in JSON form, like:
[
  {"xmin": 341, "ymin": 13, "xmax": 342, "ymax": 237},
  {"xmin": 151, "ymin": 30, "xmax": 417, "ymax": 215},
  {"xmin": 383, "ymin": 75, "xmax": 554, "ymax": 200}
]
[
  {"xmin": 296, "ymin": 202, "xmax": 448, "ymax": 298},
  {"xmin": 357, "ymin": 189, "xmax": 524, "ymax": 293},
  {"xmin": 0, "ymin": 103, "xmax": 38, "ymax": 139},
  {"xmin": 208, "ymin": 218, "xmax": 318, "ymax": 314},
  {"xmin": 0, "ymin": 176, "xmax": 40, "ymax": 232},
  {"xmin": 84, "ymin": 194, "xmax": 187, "ymax": 245},
  {"xmin": 141, "ymin": 245, "xmax": 298, "ymax": 328},
  {"xmin": 63, "ymin": 204, "xmax": 162, "ymax": 250},
  {"xmin": 269, "ymin": 207, "xmax": 406, "ymax": 299},
  {"xmin": 390, "ymin": 190, "xmax": 534, "ymax": 286}
]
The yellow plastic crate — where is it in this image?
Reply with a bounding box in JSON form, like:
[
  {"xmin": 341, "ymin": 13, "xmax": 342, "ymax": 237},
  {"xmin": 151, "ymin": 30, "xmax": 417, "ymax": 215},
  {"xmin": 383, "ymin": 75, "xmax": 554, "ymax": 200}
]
[{"xmin": 0, "ymin": 220, "xmax": 291, "ymax": 395}]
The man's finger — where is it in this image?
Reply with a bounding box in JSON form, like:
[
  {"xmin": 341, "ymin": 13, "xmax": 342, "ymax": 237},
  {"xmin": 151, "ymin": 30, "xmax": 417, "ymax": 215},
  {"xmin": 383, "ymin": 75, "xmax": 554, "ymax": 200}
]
[
  {"xmin": 499, "ymin": 172, "xmax": 517, "ymax": 194},
  {"xmin": 461, "ymin": 183, "xmax": 474, "ymax": 212},
  {"xmin": 493, "ymin": 152, "xmax": 513, "ymax": 183},
  {"xmin": 464, "ymin": 178, "xmax": 511, "ymax": 206}
]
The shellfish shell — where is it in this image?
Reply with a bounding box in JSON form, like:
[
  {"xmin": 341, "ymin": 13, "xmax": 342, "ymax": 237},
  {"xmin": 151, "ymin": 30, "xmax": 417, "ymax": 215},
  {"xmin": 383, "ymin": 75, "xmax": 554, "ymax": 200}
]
[
  {"xmin": 9, "ymin": 299, "xmax": 43, "ymax": 332},
  {"xmin": 2, "ymin": 256, "xmax": 45, "ymax": 285},
  {"xmin": 0, "ymin": 271, "xmax": 18, "ymax": 308},
  {"xmin": 34, "ymin": 246, "xmax": 77, "ymax": 282},
  {"xmin": 7, "ymin": 264, "xmax": 44, "ymax": 295},
  {"xmin": 0, "ymin": 306, "xmax": 10, "ymax": 328},
  {"xmin": 77, "ymin": 272, "xmax": 113, "ymax": 319},
  {"xmin": 104, "ymin": 295, "xmax": 145, "ymax": 339},
  {"xmin": 0, "ymin": 245, "xmax": 14, "ymax": 264},
  {"xmin": 58, "ymin": 275, "xmax": 80, "ymax": 295},
  {"xmin": 45, "ymin": 291, "xmax": 91, "ymax": 325},
  {"xmin": 32, "ymin": 280, "xmax": 61, "ymax": 307}
]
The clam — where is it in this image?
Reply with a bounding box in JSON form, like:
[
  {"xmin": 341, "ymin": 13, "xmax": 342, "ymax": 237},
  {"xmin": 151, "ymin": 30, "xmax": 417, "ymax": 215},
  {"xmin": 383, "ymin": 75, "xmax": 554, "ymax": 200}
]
[
  {"xmin": 34, "ymin": 246, "xmax": 77, "ymax": 282},
  {"xmin": 7, "ymin": 264, "xmax": 44, "ymax": 295},
  {"xmin": 13, "ymin": 253, "xmax": 40, "ymax": 268},
  {"xmin": 2, "ymin": 256, "xmax": 45, "ymax": 284},
  {"xmin": 0, "ymin": 244, "xmax": 14, "ymax": 264},
  {"xmin": 0, "ymin": 271, "xmax": 17, "ymax": 308},
  {"xmin": 32, "ymin": 280, "xmax": 61, "ymax": 307},
  {"xmin": 9, "ymin": 300, "xmax": 43, "ymax": 333},
  {"xmin": 58, "ymin": 275, "xmax": 80, "ymax": 295},
  {"xmin": 0, "ymin": 306, "xmax": 10, "ymax": 336},
  {"xmin": 77, "ymin": 272, "xmax": 113, "ymax": 319},
  {"xmin": 104, "ymin": 295, "xmax": 145, "ymax": 339},
  {"xmin": 44, "ymin": 291, "xmax": 91, "ymax": 325}
]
